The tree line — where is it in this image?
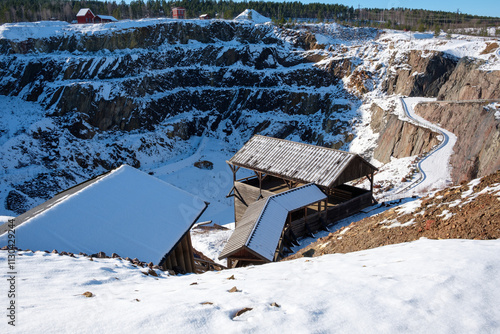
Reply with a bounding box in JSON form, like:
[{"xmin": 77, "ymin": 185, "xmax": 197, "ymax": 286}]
[{"xmin": 1, "ymin": 0, "xmax": 499, "ymax": 36}]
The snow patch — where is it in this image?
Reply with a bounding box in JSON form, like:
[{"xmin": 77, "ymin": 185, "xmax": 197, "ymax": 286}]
[{"xmin": 234, "ymin": 9, "xmax": 271, "ymax": 24}]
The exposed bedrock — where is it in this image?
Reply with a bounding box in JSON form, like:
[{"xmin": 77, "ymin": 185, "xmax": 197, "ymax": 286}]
[
  {"xmin": 437, "ymin": 57, "xmax": 500, "ymax": 101},
  {"xmin": 415, "ymin": 101, "xmax": 500, "ymax": 183},
  {"xmin": 382, "ymin": 50, "xmax": 458, "ymax": 97},
  {"xmin": 370, "ymin": 103, "xmax": 440, "ymax": 163}
]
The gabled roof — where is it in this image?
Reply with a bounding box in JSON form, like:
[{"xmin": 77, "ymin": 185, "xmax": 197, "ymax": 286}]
[
  {"xmin": 228, "ymin": 135, "xmax": 377, "ymax": 188},
  {"xmin": 96, "ymin": 15, "xmax": 118, "ymax": 22},
  {"xmin": 219, "ymin": 184, "xmax": 326, "ymax": 261},
  {"xmin": 76, "ymin": 8, "xmax": 94, "ymax": 17},
  {"xmin": 0, "ymin": 165, "xmax": 207, "ymax": 264}
]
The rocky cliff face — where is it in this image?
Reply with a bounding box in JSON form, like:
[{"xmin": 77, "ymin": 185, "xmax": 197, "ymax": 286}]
[
  {"xmin": 0, "ymin": 20, "xmax": 363, "ymax": 214},
  {"xmin": 415, "ymin": 101, "xmax": 500, "ymax": 183},
  {"xmin": 382, "ymin": 50, "xmax": 457, "ymax": 97},
  {"xmin": 0, "ymin": 21, "xmax": 353, "ymax": 139},
  {"xmin": 370, "ymin": 103, "xmax": 439, "ymax": 163},
  {"xmin": 437, "ymin": 57, "xmax": 500, "ymax": 100}
]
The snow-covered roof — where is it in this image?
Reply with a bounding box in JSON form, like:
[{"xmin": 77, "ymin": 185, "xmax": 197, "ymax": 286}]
[
  {"xmin": 228, "ymin": 135, "xmax": 377, "ymax": 188},
  {"xmin": 0, "ymin": 165, "xmax": 207, "ymax": 264},
  {"xmin": 76, "ymin": 8, "xmax": 94, "ymax": 17},
  {"xmin": 219, "ymin": 184, "xmax": 327, "ymax": 261},
  {"xmin": 97, "ymin": 15, "xmax": 118, "ymax": 22},
  {"xmin": 234, "ymin": 9, "xmax": 271, "ymax": 24}
]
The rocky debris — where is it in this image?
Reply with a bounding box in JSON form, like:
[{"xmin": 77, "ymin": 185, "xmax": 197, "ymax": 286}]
[
  {"xmin": 382, "ymin": 50, "xmax": 457, "ymax": 97},
  {"xmin": 194, "ymin": 160, "xmax": 214, "ymax": 170},
  {"xmin": 370, "ymin": 103, "xmax": 440, "ymax": 163},
  {"xmin": 142, "ymin": 269, "xmax": 159, "ymax": 277},
  {"xmin": 285, "ymin": 170, "xmax": 500, "ymax": 260},
  {"xmin": 415, "ymin": 101, "xmax": 500, "ymax": 183},
  {"xmin": 233, "ymin": 307, "xmax": 253, "ymax": 319},
  {"xmin": 228, "ymin": 286, "xmax": 240, "ymax": 293},
  {"xmin": 437, "ymin": 57, "xmax": 500, "ymax": 101},
  {"xmin": 82, "ymin": 291, "xmax": 94, "ymax": 298},
  {"xmin": 270, "ymin": 302, "xmax": 280, "ymax": 308},
  {"xmin": 91, "ymin": 251, "xmax": 107, "ymax": 258}
]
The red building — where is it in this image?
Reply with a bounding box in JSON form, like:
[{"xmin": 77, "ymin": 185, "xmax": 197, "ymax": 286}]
[
  {"xmin": 172, "ymin": 7, "xmax": 186, "ymax": 19},
  {"xmin": 76, "ymin": 8, "xmax": 96, "ymax": 24},
  {"xmin": 76, "ymin": 8, "xmax": 117, "ymax": 24}
]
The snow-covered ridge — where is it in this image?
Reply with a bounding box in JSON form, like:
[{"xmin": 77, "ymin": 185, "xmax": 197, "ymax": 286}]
[{"xmin": 0, "ymin": 18, "xmax": 214, "ymax": 42}]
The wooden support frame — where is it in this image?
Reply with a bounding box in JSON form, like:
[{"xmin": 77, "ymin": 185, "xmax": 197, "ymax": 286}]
[{"xmin": 226, "ymin": 164, "xmax": 241, "ymax": 198}]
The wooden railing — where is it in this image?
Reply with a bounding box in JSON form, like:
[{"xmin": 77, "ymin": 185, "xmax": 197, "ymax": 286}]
[{"xmin": 290, "ymin": 191, "xmax": 372, "ymax": 237}]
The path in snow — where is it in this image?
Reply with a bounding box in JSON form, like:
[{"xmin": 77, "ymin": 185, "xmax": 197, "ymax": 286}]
[
  {"xmin": 397, "ymin": 97, "xmax": 457, "ymax": 195},
  {"xmin": 152, "ymin": 136, "xmax": 209, "ymax": 176}
]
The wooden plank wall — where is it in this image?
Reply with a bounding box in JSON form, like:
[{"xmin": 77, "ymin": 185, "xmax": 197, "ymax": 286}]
[
  {"xmin": 161, "ymin": 234, "xmax": 196, "ymax": 274},
  {"xmin": 234, "ymin": 182, "xmax": 274, "ymax": 224}
]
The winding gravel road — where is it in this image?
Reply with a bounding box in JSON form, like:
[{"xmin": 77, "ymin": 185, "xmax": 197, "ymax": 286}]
[{"xmin": 396, "ymin": 97, "xmax": 457, "ymax": 195}]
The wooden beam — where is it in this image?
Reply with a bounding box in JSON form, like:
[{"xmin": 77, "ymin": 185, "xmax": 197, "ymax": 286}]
[
  {"xmin": 176, "ymin": 244, "xmax": 185, "ymax": 273},
  {"xmin": 185, "ymin": 234, "xmax": 195, "ymax": 273}
]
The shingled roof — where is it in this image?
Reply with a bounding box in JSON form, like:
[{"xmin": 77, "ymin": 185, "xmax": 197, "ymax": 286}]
[
  {"xmin": 219, "ymin": 184, "xmax": 327, "ymax": 262},
  {"xmin": 228, "ymin": 135, "xmax": 376, "ymax": 188}
]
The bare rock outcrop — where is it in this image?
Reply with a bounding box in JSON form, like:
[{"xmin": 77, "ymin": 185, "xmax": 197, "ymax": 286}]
[
  {"xmin": 382, "ymin": 50, "xmax": 457, "ymax": 97},
  {"xmin": 437, "ymin": 57, "xmax": 500, "ymax": 101},
  {"xmin": 415, "ymin": 101, "xmax": 500, "ymax": 183},
  {"xmin": 371, "ymin": 104, "xmax": 439, "ymax": 163}
]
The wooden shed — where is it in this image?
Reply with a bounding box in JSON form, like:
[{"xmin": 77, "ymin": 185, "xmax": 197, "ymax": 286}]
[
  {"xmin": 220, "ymin": 183, "xmax": 327, "ymax": 267},
  {"xmin": 226, "ymin": 135, "xmax": 377, "ymax": 236},
  {"xmin": 76, "ymin": 8, "xmax": 117, "ymax": 24},
  {"xmin": 0, "ymin": 165, "xmax": 208, "ymax": 274}
]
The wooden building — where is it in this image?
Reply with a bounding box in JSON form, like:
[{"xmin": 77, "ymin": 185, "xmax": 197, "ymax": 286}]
[
  {"xmin": 219, "ymin": 184, "xmax": 327, "ymax": 267},
  {"xmin": 172, "ymin": 7, "xmax": 186, "ymax": 19},
  {"xmin": 76, "ymin": 8, "xmax": 117, "ymax": 24},
  {"xmin": 0, "ymin": 165, "xmax": 208, "ymax": 274},
  {"xmin": 221, "ymin": 135, "xmax": 377, "ymax": 267},
  {"xmin": 199, "ymin": 14, "xmax": 211, "ymax": 20}
]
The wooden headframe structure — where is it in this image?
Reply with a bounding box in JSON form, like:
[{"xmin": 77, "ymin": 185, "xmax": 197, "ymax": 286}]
[
  {"xmin": 219, "ymin": 184, "xmax": 328, "ymax": 267},
  {"xmin": 226, "ymin": 135, "xmax": 377, "ymax": 225}
]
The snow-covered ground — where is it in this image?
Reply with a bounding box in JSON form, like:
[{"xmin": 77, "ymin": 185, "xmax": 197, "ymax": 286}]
[
  {"xmin": 2, "ymin": 238, "xmax": 499, "ymax": 333},
  {"xmin": 377, "ymin": 30, "xmax": 500, "ymax": 71},
  {"xmin": 191, "ymin": 223, "xmax": 235, "ymax": 266}
]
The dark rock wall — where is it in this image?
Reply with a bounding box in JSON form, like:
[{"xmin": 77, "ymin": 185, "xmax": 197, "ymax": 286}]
[
  {"xmin": 382, "ymin": 50, "xmax": 458, "ymax": 97},
  {"xmin": 370, "ymin": 104, "xmax": 439, "ymax": 163},
  {"xmin": 437, "ymin": 57, "xmax": 500, "ymax": 101}
]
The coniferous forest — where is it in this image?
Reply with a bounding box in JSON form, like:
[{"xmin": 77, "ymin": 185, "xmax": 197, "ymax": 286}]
[{"xmin": 1, "ymin": 0, "xmax": 499, "ymax": 35}]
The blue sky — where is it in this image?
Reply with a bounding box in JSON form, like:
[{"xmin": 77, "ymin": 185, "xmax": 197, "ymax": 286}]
[{"xmin": 313, "ymin": 0, "xmax": 499, "ymax": 18}]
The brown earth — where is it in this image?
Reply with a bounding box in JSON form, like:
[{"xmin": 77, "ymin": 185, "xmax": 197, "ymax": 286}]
[{"xmin": 286, "ymin": 170, "xmax": 500, "ymax": 260}]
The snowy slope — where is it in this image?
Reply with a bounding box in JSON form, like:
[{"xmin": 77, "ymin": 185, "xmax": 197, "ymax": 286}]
[{"xmin": 2, "ymin": 238, "xmax": 499, "ymax": 333}]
